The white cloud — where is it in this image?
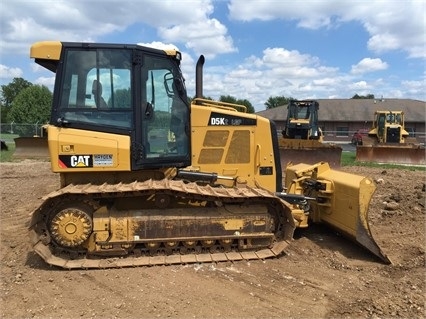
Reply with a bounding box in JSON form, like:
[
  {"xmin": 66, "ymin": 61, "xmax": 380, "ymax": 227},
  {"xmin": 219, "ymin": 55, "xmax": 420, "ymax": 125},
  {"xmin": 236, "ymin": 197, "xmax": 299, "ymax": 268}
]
[
  {"xmin": 0, "ymin": 1, "xmax": 423, "ymax": 110},
  {"xmin": 159, "ymin": 19, "xmax": 236, "ymax": 58},
  {"xmin": 33, "ymin": 76, "xmax": 55, "ymax": 89},
  {"xmin": 228, "ymin": 0, "xmax": 426, "ymax": 58},
  {"xmin": 262, "ymin": 48, "xmax": 320, "ymax": 68},
  {"xmin": 0, "ymin": 0, "xmax": 235, "ymax": 58},
  {"xmin": 0, "ymin": 65, "xmax": 23, "ymax": 79},
  {"xmin": 312, "ymin": 77, "xmax": 340, "ymax": 87},
  {"xmin": 350, "ymin": 80, "xmax": 370, "ymax": 90},
  {"xmin": 351, "ymin": 58, "xmax": 388, "ymax": 75},
  {"xmin": 200, "ymin": 47, "xmax": 346, "ymax": 108},
  {"xmin": 367, "ymin": 33, "xmax": 400, "ymax": 53},
  {"xmin": 138, "ymin": 41, "xmax": 180, "ymax": 51},
  {"xmin": 228, "ymin": 0, "xmax": 338, "ymax": 29},
  {"xmin": 401, "ymin": 80, "xmax": 426, "ymax": 100}
]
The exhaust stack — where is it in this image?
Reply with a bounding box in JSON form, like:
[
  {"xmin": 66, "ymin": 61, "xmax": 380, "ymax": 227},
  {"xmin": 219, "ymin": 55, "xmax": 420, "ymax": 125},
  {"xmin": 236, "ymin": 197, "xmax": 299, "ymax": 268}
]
[{"xmin": 195, "ymin": 55, "xmax": 205, "ymax": 99}]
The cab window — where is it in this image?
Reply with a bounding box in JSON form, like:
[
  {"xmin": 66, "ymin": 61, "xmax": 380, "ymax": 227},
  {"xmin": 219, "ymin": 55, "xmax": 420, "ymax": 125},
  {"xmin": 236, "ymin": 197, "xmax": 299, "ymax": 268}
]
[
  {"xmin": 56, "ymin": 49, "xmax": 133, "ymax": 130},
  {"xmin": 141, "ymin": 55, "xmax": 189, "ymax": 159}
]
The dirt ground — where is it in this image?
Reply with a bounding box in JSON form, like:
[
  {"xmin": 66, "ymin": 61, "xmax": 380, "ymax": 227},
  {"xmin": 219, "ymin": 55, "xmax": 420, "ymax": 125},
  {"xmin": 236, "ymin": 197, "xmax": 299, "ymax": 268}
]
[{"xmin": 0, "ymin": 160, "xmax": 424, "ymax": 319}]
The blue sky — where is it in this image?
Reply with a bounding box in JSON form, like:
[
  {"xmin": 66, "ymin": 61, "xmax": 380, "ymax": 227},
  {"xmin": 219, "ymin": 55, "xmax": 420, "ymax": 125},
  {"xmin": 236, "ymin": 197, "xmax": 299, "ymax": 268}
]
[{"xmin": 1, "ymin": 0, "xmax": 425, "ymax": 111}]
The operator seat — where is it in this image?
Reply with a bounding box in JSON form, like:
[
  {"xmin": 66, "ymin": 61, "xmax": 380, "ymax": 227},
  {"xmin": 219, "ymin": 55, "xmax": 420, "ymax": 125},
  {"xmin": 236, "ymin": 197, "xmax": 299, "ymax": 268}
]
[{"xmin": 92, "ymin": 80, "xmax": 108, "ymax": 108}]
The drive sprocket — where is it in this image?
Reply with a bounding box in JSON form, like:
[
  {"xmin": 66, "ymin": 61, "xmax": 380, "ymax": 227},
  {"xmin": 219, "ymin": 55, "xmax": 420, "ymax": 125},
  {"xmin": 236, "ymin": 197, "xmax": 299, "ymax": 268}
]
[{"xmin": 49, "ymin": 204, "xmax": 93, "ymax": 247}]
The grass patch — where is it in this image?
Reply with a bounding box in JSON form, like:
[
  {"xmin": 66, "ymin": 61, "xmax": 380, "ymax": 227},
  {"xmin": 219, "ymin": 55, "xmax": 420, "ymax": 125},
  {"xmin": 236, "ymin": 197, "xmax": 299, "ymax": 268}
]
[
  {"xmin": 0, "ymin": 133, "xmax": 19, "ymax": 143},
  {"xmin": 341, "ymin": 151, "xmax": 357, "ymax": 166},
  {"xmin": 0, "ymin": 133, "xmax": 19, "ymax": 162},
  {"xmin": 341, "ymin": 151, "xmax": 425, "ymax": 171},
  {"xmin": 0, "ymin": 143, "xmax": 16, "ymax": 162}
]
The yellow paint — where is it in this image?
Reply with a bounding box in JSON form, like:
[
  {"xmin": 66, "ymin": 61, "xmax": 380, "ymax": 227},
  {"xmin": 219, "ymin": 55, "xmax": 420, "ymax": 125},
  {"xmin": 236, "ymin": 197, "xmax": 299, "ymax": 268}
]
[
  {"xmin": 219, "ymin": 219, "xmax": 244, "ymax": 230},
  {"xmin": 30, "ymin": 41, "xmax": 62, "ymax": 60}
]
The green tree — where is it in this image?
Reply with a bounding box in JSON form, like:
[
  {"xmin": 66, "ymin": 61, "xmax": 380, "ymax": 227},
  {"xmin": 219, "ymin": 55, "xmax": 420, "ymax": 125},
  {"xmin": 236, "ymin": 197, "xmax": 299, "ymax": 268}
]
[
  {"xmin": 1, "ymin": 77, "xmax": 33, "ymax": 122},
  {"xmin": 351, "ymin": 94, "xmax": 375, "ymax": 99},
  {"xmin": 264, "ymin": 96, "xmax": 293, "ymax": 109},
  {"xmin": 219, "ymin": 95, "xmax": 255, "ymax": 113},
  {"xmin": 235, "ymin": 99, "xmax": 255, "ymax": 113},
  {"xmin": 110, "ymin": 88, "xmax": 131, "ymax": 108},
  {"xmin": 7, "ymin": 85, "xmax": 52, "ymax": 124},
  {"xmin": 1, "ymin": 104, "xmax": 7, "ymax": 123},
  {"xmin": 1, "ymin": 78, "xmax": 32, "ymax": 107},
  {"xmin": 191, "ymin": 95, "xmax": 213, "ymax": 101}
]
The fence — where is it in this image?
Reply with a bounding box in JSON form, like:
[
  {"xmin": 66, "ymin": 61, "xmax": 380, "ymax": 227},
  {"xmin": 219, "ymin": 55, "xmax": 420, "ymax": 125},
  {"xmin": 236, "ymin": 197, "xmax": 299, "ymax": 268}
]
[
  {"xmin": 1, "ymin": 123, "xmax": 424, "ymax": 145},
  {"xmin": 0, "ymin": 123, "xmax": 46, "ymax": 140}
]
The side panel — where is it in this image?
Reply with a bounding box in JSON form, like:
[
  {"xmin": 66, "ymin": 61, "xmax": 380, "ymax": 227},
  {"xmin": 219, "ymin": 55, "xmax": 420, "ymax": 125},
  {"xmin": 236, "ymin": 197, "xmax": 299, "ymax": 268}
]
[
  {"xmin": 47, "ymin": 126, "xmax": 131, "ymax": 172},
  {"xmin": 190, "ymin": 105, "xmax": 279, "ymax": 193}
]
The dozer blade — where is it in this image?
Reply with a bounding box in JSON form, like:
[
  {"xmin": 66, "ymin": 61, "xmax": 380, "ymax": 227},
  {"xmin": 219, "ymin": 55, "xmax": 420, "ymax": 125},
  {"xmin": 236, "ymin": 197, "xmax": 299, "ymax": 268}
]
[
  {"xmin": 356, "ymin": 145, "xmax": 426, "ymax": 165},
  {"xmin": 279, "ymin": 139, "xmax": 342, "ymax": 168},
  {"xmin": 13, "ymin": 137, "xmax": 49, "ymax": 159},
  {"xmin": 285, "ymin": 162, "xmax": 391, "ymax": 264}
]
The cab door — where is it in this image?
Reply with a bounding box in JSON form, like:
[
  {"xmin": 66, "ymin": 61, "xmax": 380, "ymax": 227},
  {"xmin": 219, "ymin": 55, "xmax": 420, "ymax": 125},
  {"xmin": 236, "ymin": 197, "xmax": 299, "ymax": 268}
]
[{"xmin": 132, "ymin": 52, "xmax": 191, "ymax": 170}]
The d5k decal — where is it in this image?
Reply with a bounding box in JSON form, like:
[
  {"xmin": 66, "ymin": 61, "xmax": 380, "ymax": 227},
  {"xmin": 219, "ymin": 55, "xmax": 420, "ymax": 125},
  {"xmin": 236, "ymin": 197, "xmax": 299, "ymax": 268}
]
[{"xmin": 208, "ymin": 112, "xmax": 257, "ymax": 126}]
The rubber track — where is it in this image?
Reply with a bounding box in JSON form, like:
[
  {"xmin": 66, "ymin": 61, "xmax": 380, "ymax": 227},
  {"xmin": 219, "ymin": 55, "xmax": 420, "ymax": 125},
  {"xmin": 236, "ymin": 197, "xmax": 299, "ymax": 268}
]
[{"xmin": 29, "ymin": 179, "xmax": 295, "ymax": 269}]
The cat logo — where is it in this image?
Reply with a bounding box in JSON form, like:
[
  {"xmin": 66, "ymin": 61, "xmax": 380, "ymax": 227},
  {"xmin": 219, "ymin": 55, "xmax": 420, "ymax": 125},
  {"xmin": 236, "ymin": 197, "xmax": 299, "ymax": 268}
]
[
  {"xmin": 71, "ymin": 155, "xmax": 91, "ymax": 167},
  {"xmin": 58, "ymin": 154, "xmax": 93, "ymax": 168}
]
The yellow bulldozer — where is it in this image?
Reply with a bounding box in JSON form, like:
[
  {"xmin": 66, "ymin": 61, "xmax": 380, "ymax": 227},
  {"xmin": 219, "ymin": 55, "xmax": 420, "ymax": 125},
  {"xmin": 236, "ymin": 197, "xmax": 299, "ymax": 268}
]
[
  {"xmin": 28, "ymin": 41, "xmax": 389, "ymax": 269},
  {"xmin": 279, "ymin": 100, "xmax": 342, "ymax": 168},
  {"xmin": 356, "ymin": 110, "xmax": 425, "ymax": 165}
]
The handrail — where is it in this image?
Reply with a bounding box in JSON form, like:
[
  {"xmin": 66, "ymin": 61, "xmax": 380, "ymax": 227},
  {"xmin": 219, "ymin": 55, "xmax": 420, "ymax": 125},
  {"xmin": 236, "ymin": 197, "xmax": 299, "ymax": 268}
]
[{"xmin": 192, "ymin": 98, "xmax": 247, "ymax": 113}]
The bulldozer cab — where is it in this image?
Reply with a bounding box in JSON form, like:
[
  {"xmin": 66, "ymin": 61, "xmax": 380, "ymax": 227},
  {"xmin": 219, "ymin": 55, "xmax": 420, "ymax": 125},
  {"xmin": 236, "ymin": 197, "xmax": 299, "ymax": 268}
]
[
  {"xmin": 31, "ymin": 41, "xmax": 191, "ymax": 171},
  {"xmin": 356, "ymin": 110, "xmax": 424, "ymax": 165},
  {"xmin": 283, "ymin": 100, "xmax": 321, "ymax": 140},
  {"xmin": 370, "ymin": 110, "xmax": 408, "ymax": 143},
  {"xmin": 279, "ymin": 99, "xmax": 341, "ymax": 168}
]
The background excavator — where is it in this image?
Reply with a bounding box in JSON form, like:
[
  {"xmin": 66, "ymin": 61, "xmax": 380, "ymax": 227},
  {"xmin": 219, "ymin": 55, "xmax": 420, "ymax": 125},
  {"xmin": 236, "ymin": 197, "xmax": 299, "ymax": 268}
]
[
  {"xmin": 279, "ymin": 100, "xmax": 342, "ymax": 168},
  {"xmin": 28, "ymin": 41, "xmax": 389, "ymax": 269},
  {"xmin": 356, "ymin": 110, "xmax": 425, "ymax": 165}
]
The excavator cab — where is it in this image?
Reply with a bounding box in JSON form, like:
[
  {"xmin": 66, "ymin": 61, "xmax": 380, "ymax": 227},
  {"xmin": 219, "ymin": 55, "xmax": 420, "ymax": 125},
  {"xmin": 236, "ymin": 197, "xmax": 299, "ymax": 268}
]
[{"xmin": 31, "ymin": 41, "xmax": 191, "ymax": 173}]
